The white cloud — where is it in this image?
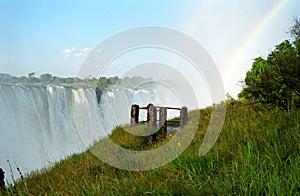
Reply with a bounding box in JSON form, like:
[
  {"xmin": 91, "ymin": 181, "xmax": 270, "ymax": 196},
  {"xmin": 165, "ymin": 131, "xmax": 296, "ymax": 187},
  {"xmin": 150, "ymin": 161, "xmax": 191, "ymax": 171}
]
[
  {"xmin": 62, "ymin": 47, "xmax": 90, "ymax": 59},
  {"xmin": 62, "ymin": 48, "xmax": 76, "ymax": 57}
]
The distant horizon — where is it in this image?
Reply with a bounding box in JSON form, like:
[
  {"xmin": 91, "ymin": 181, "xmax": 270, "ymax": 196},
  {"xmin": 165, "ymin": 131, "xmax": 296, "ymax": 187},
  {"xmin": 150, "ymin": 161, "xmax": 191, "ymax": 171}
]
[{"xmin": 0, "ymin": 72, "xmax": 149, "ymax": 80}]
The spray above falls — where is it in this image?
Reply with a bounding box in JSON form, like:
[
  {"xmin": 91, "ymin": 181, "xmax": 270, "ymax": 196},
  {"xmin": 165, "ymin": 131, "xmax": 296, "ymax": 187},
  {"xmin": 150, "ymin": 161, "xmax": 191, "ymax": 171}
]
[{"xmin": 0, "ymin": 84, "xmax": 180, "ymax": 184}]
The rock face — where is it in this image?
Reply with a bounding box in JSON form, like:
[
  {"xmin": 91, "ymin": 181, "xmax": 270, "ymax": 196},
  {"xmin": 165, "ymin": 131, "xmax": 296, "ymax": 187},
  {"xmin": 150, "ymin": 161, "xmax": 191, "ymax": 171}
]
[
  {"xmin": 0, "ymin": 168, "xmax": 5, "ymax": 190},
  {"xmin": 95, "ymin": 88, "xmax": 102, "ymax": 104}
]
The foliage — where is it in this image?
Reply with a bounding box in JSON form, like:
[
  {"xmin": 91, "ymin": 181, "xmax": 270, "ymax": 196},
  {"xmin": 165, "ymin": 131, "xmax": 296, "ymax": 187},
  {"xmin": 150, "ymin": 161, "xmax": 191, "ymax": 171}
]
[
  {"xmin": 96, "ymin": 77, "xmax": 109, "ymax": 89},
  {"xmin": 39, "ymin": 73, "xmax": 53, "ymax": 83},
  {"xmin": 0, "ymin": 73, "xmax": 149, "ymax": 90},
  {"xmin": 28, "ymin": 72, "xmax": 35, "ymax": 79},
  {"xmin": 239, "ymin": 20, "xmax": 300, "ymax": 109},
  {"xmin": 95, "ymin": 75, "xmax": 152, "ymax": 90},
  {"xmin": 0, "ymin": 73, "xmax": 98, "ymax": 87}
]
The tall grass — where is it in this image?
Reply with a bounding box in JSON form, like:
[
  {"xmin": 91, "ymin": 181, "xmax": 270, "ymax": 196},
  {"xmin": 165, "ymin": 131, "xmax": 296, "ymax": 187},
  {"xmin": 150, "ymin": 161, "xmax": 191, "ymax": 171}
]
[{"xmin": 2, "ymin": 103, "xmax": 299, "ymax": 195}]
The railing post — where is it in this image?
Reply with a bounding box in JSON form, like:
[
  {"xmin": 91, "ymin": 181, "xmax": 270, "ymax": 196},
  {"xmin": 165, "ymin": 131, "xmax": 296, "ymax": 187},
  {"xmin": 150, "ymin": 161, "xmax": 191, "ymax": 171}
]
[
  {"xmin": 0, "ymin": 168, "xmax": 5, "ymax": 190},
  {"xmin": 159, "ymin": 107, "xmax": 167, "ymax": 133},
  {"xmin": 131, "ymin": 104, "xmax": 139, "ymax": 125},
  {"xmin": 147, "ymin": 103, "xmax": 157, "ymax": 127},
  {"xmin": 180, "ymin": 106, "xmax": 188, "ymax": 128}
]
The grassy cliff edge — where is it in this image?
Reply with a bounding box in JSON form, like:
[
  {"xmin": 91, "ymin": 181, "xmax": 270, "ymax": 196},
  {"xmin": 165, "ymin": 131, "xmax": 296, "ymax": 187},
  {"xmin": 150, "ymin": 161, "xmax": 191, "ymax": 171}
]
[{"xmin": 2, "ymin": 103, "xmax": 300, "ymax": 195}]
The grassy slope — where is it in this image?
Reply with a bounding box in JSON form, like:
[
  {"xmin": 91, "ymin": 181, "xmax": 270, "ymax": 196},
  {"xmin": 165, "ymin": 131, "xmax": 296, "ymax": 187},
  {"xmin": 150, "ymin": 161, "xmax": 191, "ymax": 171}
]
[{"xmin": 2, "ymin": 103, "xmax": 300, "ymax": 195}]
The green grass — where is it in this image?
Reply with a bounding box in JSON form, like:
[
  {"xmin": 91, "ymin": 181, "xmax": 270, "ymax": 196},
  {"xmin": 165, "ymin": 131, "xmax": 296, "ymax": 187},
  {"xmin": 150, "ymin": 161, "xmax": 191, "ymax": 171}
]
[{"xmin": 2, "ymin": 103, "xmax": 300, "ymax": 195}]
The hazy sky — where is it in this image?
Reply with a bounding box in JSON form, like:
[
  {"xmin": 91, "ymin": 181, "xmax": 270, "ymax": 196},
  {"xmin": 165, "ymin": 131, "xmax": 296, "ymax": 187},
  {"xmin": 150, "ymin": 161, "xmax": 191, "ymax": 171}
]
[{"xmin": 0, "ymin": 0, "xmax": 299, "ymax": 97}]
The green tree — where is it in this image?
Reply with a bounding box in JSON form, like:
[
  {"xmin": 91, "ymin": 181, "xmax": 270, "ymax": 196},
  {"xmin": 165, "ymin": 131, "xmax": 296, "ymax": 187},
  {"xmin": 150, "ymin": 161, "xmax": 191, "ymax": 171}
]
[
  {"xmin": 107, "ymin": 76, "xmax": 119, "ymax": 86},
  {"xmin": 239, "ymin": 57, "xmax": 269, "ymax": 102},
  {"xmin": 239, "ymin": 40, "xmax": 300, "ymax": 109},
  {"xmin": 66, "ymin": 77, "xmax": 74, "ymax": 84},
  {"xmin": 96, "ymin": 77, "xmax": 108, "ymax": 89},
  {"xmin": 0, "ymin": 73, "xmax": 11, "ymax": 83},
  {"xmin": 28, "ymin": 72, "xmax": 35, "ymax": 79},
  {"xmin": 40, "ymin": 73, "xmax": 53, "ymax": 83},
  {"xmin": 239, "ymin": 17, "xmax": 300, "ymax": 109},
  {"xmin": 268, "ymin": 40, "xmax": 300, "ymax": 97}
]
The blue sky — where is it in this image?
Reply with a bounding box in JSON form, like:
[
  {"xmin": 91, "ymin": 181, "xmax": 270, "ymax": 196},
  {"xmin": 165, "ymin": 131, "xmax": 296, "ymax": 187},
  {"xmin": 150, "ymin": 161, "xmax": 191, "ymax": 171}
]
[{"xmin": 1, "ymin": 0, "xmax": 300, "ymax": 96}]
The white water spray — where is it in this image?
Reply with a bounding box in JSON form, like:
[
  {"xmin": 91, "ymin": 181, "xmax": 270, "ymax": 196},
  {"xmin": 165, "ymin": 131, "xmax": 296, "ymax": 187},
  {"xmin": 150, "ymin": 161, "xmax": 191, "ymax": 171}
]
[{"xmin": 0, "ymin": 84, "xmax": 179, "ymax": 184}]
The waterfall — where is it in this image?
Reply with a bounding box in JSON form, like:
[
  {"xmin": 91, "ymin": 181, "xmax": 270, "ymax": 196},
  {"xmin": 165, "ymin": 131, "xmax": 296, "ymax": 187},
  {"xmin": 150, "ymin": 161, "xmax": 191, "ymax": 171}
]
[{"xmin": 0, "ymin": 84, "xmax": 179, "ymax": 184}]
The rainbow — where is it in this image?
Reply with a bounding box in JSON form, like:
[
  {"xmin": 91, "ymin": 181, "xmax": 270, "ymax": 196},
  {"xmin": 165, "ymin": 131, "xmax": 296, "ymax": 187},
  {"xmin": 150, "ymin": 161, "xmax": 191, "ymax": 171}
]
[{"xmin": 224, "ymin": 0, "xmax": 288, "ymax": 82}]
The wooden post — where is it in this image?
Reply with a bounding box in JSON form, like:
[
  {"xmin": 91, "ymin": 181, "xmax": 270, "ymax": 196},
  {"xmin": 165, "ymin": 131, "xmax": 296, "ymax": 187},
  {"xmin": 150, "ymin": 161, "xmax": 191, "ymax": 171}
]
[
  {"xmin": 147, "ymin": 103, "xmax": 157, "ymax": 127},
  {"xmin": 180, "ymin": 106, "xmax": 188, "ymax": 128},
  {"xmin": 131, "ymin": 104, "xmax": 139, "ymax": 125},
  {"xmin": 0, "ymin": 168, "xmax": 4, "ymax": 190},
  {"xmin": 159, "ymin": 107, "xmax": 167, "ymax": 133}
]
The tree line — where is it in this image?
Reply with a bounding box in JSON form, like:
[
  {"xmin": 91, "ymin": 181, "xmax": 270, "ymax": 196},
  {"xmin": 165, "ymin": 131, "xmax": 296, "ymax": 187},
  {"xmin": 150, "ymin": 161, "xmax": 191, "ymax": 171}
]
[
  {"xmin": 0, "ymin": 72, "xmax": 99, "ymax": 87},
  {"xmin": 238, "ymin": 17, "xmax": 300, "ymax": 110},
  {"xmin": 0, "ymin": 72, "xmax": 150, "ymax": 90}
]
